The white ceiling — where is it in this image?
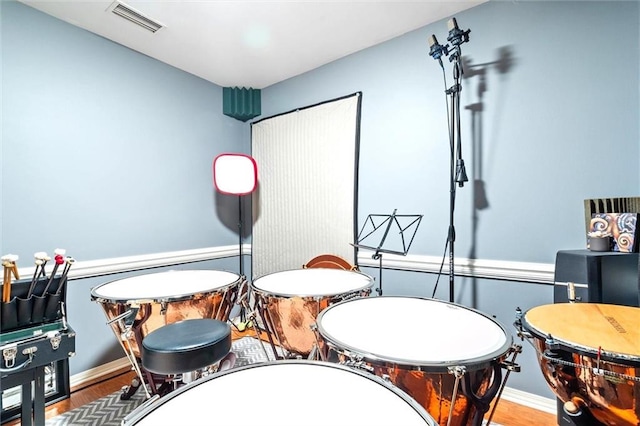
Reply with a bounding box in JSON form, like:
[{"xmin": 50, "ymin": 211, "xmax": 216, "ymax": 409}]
[{"xmin": 19, "ymin": 0, "xmax": 485, "ymax": 89}]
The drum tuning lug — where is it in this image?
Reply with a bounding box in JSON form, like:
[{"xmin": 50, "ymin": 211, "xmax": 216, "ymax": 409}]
[
  {"xmin": 448, "ymin": 365, "xmax": 466, "ymax": 378},
  {"xmin": 160, "ymin": 302, "xmax": 168, "ymax": 315},
  {"xmin": 544, "ymin": 335, "xmax": 559, "ymax": 349},
  {"xmin": 501, "ymin": 360, "xmax": 521, "ymax": 372}
]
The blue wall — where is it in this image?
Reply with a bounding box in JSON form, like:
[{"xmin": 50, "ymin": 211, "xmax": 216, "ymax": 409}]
[
  {"xmin": 2, "ymin": 0, "xmax": 639, "ymax": 403},
  {"xmin": 1, "ymin": 1, "xmax": 248, "ymax": 260},
  {"xmin": 262, "ymin": 0, "xmax": 640, "ymax": 265}
]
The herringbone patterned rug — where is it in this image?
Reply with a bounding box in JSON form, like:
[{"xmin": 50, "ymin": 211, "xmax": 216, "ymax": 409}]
[
  {"xmin": 45, "ymin": 337, "xmax": 280, "ymax": 425},
  {"xmin": 45, "ymin": 391, "xmax": 146, "ymax": 426}
]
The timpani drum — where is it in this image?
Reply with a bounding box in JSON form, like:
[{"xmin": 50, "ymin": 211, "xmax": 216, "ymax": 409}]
[
  {"xmin": 314, "ymin": 296, "xmax": 517, "ymax": 426},
  {"xmin": 122, "ymin": 360, "xmax": 438, "ymax": 426},
  {"xmin": 250, "ymin": 268, "xmax": 374, "ymax": 357},
  {"xmin": 91, "ymin": 270, "xmax": 242, "ymax": 358},
  {"xmin": 516, "ymin": 303, "xmax": 640, "ymax": 426}
]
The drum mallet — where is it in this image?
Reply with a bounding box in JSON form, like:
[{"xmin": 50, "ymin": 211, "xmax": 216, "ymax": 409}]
[
  {"xmin": 28, "ymin": 252, "xmax": 49, "ymax": 298},
  {"xmin": 2, "ymin": 254, "xmax": 20, "ymax": 303},
  {"xmin": 56, "ymin": 256, "xmax": 76, "ymax": 293},
  {"xmin": 8, "ymin": 254, "xmax": 20, "ymax": 281},
  {"xmin": 42, "ymin": 249, "xmax": 66, "ymax": 295},
  {"xmin": 34, "ymin": 251, "xmax": 49, "ymax": 280},
  {"xmin": 2, "ymin": 262, "xmax": 8, "ymax": 302},
  {"xmin": 2, "ymin": 255, "xmax": 12, "ymax": 303}
]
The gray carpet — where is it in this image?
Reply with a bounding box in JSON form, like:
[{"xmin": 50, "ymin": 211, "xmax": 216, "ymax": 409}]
[{"xmin": 45, "ymin": 391, "xmax": 146, "ymax": 426}]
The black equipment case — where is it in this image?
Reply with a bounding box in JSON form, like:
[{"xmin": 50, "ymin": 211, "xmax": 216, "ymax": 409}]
[{"xmin": 1, "ymin": 276, "xmax": 75, "ymax": 425}]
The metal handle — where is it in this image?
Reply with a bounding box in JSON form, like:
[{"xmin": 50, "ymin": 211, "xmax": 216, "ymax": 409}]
[{"xmin": 0, "ymin": 353, "xmax": 33, "ymax": 373}]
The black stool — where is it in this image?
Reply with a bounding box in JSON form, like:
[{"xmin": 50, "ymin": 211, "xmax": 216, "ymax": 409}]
[{"xmin": 141, "ymin": 318, "xmax": 231, "ymax": 390}]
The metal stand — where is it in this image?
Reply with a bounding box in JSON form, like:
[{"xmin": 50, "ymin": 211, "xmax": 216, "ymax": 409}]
[
  {"xmin": 354, "ymin": 209, "xmax": 422, "ymax": 295},
  {"xmin": 237, "ymin": 195, "xmax": 246, "ymax": 324},
  {"xmin": 446, "ymin": 51, "xmax": 468, "ymax": 302},
  {"xmin": 428, "ymin": 18, "xmax": 471, "ymax": 302}
]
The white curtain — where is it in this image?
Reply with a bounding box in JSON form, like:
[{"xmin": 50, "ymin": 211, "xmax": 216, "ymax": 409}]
[{"xmin": 251, "ymin": 93, "xmax": 361, "ymax": 279}]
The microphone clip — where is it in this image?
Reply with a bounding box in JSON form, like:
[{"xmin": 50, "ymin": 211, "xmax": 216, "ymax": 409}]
[
  {"xmin": 428, "ymin": 35, "xmax": 449, "ymax": 62},
  {"xmin": 447, "ymin": 18, "xmax": 471, "ymax": 47}
]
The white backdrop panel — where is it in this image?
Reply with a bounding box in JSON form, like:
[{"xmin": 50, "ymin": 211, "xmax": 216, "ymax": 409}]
[{"xmin": 251, "ymin": 93, "xmax": 361, "ymax": 279}]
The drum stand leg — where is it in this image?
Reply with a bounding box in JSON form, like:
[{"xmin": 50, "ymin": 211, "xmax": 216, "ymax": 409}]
[
  {"xmin": 307, "ymin": 344, "xmax": 318, "ymax": 361},
  {"xmin": 309, "ymin": 324, "xmax": 324, "ymax": 361},
  {"xmin": 252, "ymin": 299, "xmax": 288, "ymax": 360},
  {"xmin": 247, "ymin": 311, "xmax": 272, "ymax": 361},
  {"xmin": 107, "ymin": 312, "xmax": 152, "ymax": 400},
  {"xmin": 447, "ymin": 366, "xmax": 467, "ymax": 426},
  {"xmin": 460, "ymin": 361, "xmax": 509, "ymax": 426},
  {"xmin": 120, "ymin": 335, "xmax": 151, "ymax": 399},
  {"xmin": 242, "ymin": 294, "xmax": 278, "ymax": 361},
  {"xmin": 485, "ymin": 344, "xmax": 522, "ymax": 425}
]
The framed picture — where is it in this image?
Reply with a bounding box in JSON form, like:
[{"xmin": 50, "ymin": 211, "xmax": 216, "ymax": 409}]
[{"xmin": 589, "ymin": 212, "xmax": 639, "ymax": 253}]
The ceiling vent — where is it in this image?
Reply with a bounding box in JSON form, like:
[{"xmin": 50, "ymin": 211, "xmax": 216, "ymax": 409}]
[{"xmin": 108, "ymin": 1, "xmax": 164, "ymax": 33}]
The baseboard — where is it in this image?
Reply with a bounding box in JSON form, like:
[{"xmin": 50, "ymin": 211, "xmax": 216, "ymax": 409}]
[
  {"xmin": 501, "ymin": 386, "xmax": 557, "ymax": 414},
  {"xmin": 71, "ymin": 357, "xmax": 557, "ymax": 415},
  {"xmin": 70, "ymin": 357, "xmax": 132, "ymax": 392}
]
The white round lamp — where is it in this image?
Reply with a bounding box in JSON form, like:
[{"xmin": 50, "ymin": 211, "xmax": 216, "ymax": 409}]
[{"xmin": 213, "ymin": 153, "xmax": 257, "ymax": 195}]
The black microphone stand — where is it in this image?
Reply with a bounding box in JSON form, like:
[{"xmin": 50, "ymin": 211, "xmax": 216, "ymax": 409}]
[
  {"xmin": 446, "ymin": 46, "xmax": 469, "ymax": 303},
  {"xmin": 429, "ymin": 18, "xmax": 470, "ymax": 303}
]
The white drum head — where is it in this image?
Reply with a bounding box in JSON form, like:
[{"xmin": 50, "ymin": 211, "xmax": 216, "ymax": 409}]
[
  {"xmin": 251, "ymin": 269, "xmax": 373, "ymax": 297},
  {"xmin": 124, "ymin": 361, "xmax": 436, "ymax": 426},
  {"xmin": 91, "ymin": 270, "xmax": 241, "ymax": 302},
  {"xmin": 317, "ymin": 296, "xmax": 511, "ymax": 369}
]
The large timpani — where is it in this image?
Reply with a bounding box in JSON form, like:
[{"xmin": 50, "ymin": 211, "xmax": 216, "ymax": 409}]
[
  {"xmin": 91, "ymin": 270, "xmax": 242, "ymax": 358},
  {"xmin": 517, "ymin": 303, "xmax": 640, "ymax": 426},
  {"xmin": 315, "ymin": 296, "xmax": 517, "ymax": 426},
  {"xmin": 250, "ymin": 268, "xmax": 374, "ymax": 357},
  {"xmin": 122, "ymin": 361, "xmax": 438, "ymax": 426}
]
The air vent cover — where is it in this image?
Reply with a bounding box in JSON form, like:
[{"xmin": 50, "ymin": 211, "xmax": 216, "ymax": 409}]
[{"xmin": 108, "ymin": 1, "xmax": 163, "ymax": 33}]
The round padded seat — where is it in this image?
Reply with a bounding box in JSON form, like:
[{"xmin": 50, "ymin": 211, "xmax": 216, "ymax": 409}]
[{"xmin": 141, "ymin": 319, "xmax": 231, "ymax": 375}]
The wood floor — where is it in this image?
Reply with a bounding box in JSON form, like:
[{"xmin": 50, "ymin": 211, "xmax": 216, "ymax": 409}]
[{"xmin": 5, "ymin": 368, "xmax": 558, "ymax": 426}]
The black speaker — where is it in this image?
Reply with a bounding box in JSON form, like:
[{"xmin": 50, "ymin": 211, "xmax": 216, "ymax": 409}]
[
  {"xmin": 553, "ymin": 250, "xmax": 640, "ymax": 306},
  {"xmin": 553, "ymin": 249, "xmax": 639, "ymax": 425}
]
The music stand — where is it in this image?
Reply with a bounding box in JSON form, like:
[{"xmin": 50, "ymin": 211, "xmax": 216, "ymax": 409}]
[{"xmin": 353, "ymin": 209, "xmax": 422, "ymax": 295}]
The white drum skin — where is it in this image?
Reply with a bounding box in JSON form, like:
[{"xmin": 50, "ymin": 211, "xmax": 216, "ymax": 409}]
[
  {"xmin": 251, "ymin": 268, "xmax": 373, "ymax": 297},
  {"xmin": 315, "ymin": 296, "xmax": 514, "ymax": 426},
  {"xmin": 316, "ymin": 296, "xmax": 509, "ymax": 369},
  {"xmin": 123, "ymin": 361, "xmax": 438, "ymax": 426},
  {"xmin": 91, "ymin": 270, "xmax": 242, "ymax": 303},
  {"xmin": 91, "ymin": 270, "xmax": 243, "ymax": 357}
]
